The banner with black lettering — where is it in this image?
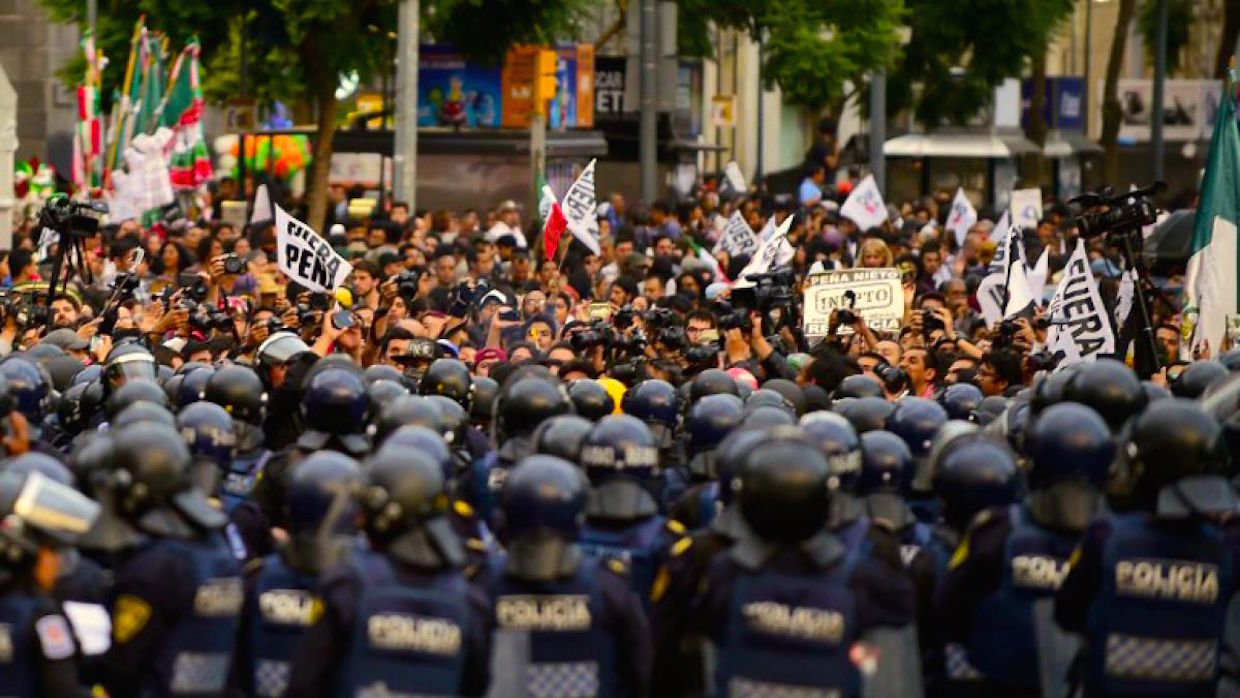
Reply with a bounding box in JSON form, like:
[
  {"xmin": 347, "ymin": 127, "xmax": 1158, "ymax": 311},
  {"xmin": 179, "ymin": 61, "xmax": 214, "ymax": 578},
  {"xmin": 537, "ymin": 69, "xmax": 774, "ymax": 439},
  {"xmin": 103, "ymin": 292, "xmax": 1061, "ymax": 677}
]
[
  {"xmin": 713, "ymin": 210, "xmax": 760, "ymax": 257},
  {"xmin": 275, "ymin": 204, "xmax": 353, "ymax": 293},
  {"xmin": 1047, "ymin": 239, "xmax": 1115, "ymax": 368}
]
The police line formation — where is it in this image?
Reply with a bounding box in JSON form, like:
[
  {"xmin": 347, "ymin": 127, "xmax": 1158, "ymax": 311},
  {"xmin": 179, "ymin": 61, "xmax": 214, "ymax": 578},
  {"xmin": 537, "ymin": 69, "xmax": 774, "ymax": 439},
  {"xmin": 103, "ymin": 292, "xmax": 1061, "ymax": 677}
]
[{"xmin": 5, "ymin": 334, "xmax": 1240, "ymax": 698}]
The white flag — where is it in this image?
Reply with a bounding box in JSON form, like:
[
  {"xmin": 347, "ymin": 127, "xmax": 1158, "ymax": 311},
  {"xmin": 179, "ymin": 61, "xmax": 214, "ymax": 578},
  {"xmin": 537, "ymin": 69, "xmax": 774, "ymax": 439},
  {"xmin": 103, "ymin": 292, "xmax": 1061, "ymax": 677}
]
[
  {"xmin": 945, "ymin": 188, "xmax": 977, "ymax": 248},
  {"xmin": 275, "ymin": 204, "xmax": 354, "ymax": 293},
  {"xmin": 839, "ymin": 175, "xmax": 888, "ymax": 231},
  {"xmin": 713, "ymin": 211, "xmax": 760, "ymax": 257},
  {"xmin": 1026, "ymin": 247, "xmax": 1050, "ymax": 306},
  {"xmin": 559, "ymin": 159, "xmax": 601, "ymax": 255},
  {"xmin": 757, "ymin": 215, "xmax": 777, "ymax": 242},
  {"xmin": 989, "ymin": 223, "xmax": 1027, "ymax": 278},
  {"xmin": 1046, "ymin": 239, "xmax": 1115, "ymax": 368},
  {"xmin": 538, "ymin": 184, "xmax": 557, "ymax": 222},
  {"xmin": 723, "ymin": 161, "xmax": 747, "ymax": 196},
  {"xmin": 977, "ymin": 273, "xmax": 1006, "ymax": 327},
  {"xmin": 735, "ymin": 214, "xmax": 795, "ymax": 285},
  {"xmin": 1009, "ymin": 187, "xmax": 1042, "ymax": 231},
  {"xmin": 250, "ymin": 183, "xmax": 273, "ymax": 224},
  {"xmin": 1004, "ymin": 262, "xmax": 1035, "ymax": 319}
]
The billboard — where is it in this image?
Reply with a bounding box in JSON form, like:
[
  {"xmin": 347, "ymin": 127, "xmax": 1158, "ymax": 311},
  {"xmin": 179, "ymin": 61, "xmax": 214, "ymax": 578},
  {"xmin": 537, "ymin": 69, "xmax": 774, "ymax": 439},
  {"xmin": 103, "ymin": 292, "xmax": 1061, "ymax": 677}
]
[{"xmin": 417, "ymin": 45, "xmax": 502, "ymax": 129}]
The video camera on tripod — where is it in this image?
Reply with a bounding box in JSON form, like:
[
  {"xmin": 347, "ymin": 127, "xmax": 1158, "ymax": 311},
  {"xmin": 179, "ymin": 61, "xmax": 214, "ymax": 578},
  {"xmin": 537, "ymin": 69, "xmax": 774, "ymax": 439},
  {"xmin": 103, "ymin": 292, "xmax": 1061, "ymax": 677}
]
[{"xmin": 35, "ymin": 195, "xmax": 107, "ymax": 314}]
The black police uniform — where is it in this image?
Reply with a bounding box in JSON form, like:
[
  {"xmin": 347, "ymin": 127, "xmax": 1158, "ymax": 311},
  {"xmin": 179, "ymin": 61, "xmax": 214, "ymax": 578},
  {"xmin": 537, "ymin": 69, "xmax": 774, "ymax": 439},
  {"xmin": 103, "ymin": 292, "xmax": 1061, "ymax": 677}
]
[{"xmin": 0, "ymin": 581, "xmax": 86, "ymax": 696}]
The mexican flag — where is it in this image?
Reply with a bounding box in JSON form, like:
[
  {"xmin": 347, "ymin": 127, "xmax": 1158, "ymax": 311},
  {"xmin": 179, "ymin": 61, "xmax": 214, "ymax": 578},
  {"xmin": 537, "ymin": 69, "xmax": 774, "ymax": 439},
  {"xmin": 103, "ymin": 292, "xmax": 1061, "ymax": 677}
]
[
  {"xmin": 158, "ymin": 37, "xmax": 211, "ymax": 189},
  {"xmin": 1184, "ymin": 72, "xmax": 1240, "ymax": 358},
  {"xmin": 73, "ymin": 29, "xmax": 105, "ymax": 191}
]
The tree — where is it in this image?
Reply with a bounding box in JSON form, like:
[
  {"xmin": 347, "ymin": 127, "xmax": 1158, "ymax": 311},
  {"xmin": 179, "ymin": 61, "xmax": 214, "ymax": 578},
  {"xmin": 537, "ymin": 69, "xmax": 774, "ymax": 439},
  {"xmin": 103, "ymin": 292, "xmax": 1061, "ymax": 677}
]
[
  {"xmin": 1217, "ymin": 1, "xmax": 1240, "ymax": 79},
  {"xmin": 1022, "ymin": 0, "xmax": 1075, "ymax": 187},
  {"xmin": 676, "ymin": 0, "xmax": 905, "ymax": 113},
  {"xmin": 39, "ymin": 0, "xmax": 588, "ymax": 230},
  {"xmin": 1101, "ymin": 0, "xmax": 1139, "ymax": 186},
  {"xmin": 1137, "ymin": 0, "xmax": 1192, "ymax": 75}
]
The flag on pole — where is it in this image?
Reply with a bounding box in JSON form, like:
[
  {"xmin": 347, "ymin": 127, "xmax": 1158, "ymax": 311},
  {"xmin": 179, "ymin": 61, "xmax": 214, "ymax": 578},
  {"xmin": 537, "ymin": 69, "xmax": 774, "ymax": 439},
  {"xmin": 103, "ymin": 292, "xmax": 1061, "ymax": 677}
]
[
  {"xmin": 559, "ymin": 159, "xmax": 601, "ymax": 255},
  {"xmin": 541, "ymin": 185, "xmax": 569, "ymax": 261},
  {"xmin": 945, "ymin": 188, "xmax": 977, "ymax": 248},
  {"xmin": 73, "ymin": 30, "xmax": 105, "ymax": 191},
  {"xmin": 106, "ymin": 17, "xmax": 147, "ymax": 177},
  {"xmin": 1184, "ymin": 69, "xmax": 1240, "ymax": 358},
  {"xmin": 158, "ymin": 37, "xmax": 212, "ymax": 189}
]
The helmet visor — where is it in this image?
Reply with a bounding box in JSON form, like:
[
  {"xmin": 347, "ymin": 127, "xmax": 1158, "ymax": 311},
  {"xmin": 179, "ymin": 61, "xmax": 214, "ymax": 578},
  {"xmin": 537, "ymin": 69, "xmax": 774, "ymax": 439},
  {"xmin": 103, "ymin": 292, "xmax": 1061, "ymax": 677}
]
[
  {"xmin": 106, "ymin": 354, "xmax": 156, "ymax": 388},
  {"xmin": 258, "ymin": 333, "xmax": 311, "ymax": 366},
  {"xmin": 9, "ymin": 471, "xmax": 100, "ymax": 543}
]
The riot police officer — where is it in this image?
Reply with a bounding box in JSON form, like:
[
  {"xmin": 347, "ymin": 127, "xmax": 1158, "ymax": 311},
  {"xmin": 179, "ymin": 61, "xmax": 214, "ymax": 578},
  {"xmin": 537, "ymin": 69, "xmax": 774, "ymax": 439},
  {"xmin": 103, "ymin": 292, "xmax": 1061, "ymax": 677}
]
[
  {"xmin": 532, "ymin": 413, "xmax": 594, "ymax": 464},
  {"xmin": 287, "ymin": 449, "xmax": 491, "ymax": 697},
  {"xmin": 624, "ymin": 379, "xmax": 683, "ymax": 465},
  {"xmin": 255, "ymin": 331, "xmax": 317, "ymax": 450},
  {"xmin": 0, "ymin": 469, "xmax": 100, "ymax": 696},
  {"xmin": 568, "ymin": 378, "xmax": 616, "ymax": 422},
  {"xmin": 96, "ymin": 422, "xmax": 244, "ymax": 698},
  {"xmin": 670, "ymin": 393, "xmax": 744, "ymax": 529},
  {"xmin": 486, "ymin": 454, "xmax": 652, "ymax": 698},
  {"xmin": 202, "ymin": 366, "xmax": 271, "ymax": 511},
  {"xmin": 692, "ymin": 428, "xmax": 918, "ymax": 697},
  {"xmin": 491, "ymin": 375, "xmax": 572, "ymax": 489},
  {"xmin": 886, "ymin": 396, "xmax": 949, "ymax": 523},
  {"xmin": 938, "ymin": 402, "xmax": 1114, "ymax": 698},
  {"xmin": 236, "ymin": 451, "xmax": 361, "ymax": 698},
  {"xmin": 1056, "ymin": 400, "xmax": 1238, "ymax": 697},
  {"xmin": 578, "ymin": 414, "xmax": 686, "ymax": 603}
]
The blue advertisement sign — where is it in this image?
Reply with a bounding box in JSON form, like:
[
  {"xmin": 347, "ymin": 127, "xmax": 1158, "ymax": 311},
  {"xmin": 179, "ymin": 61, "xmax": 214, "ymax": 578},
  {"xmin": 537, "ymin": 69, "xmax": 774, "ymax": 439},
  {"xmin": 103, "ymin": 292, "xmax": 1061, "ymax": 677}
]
[
  {"xmin": 417, "ymin": 45, "xmax": 502, "ymax": 128},
  {"xmin": 1021, "ymin": 76, "xmax": 1086, "ymax": 132}
]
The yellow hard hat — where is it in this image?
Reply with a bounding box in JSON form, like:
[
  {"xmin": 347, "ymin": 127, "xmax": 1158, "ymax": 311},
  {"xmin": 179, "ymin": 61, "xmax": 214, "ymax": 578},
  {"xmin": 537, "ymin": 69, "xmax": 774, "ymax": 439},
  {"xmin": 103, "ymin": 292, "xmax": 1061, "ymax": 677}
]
[{"xmin": 596, "ymin": 377, "xmax": 627, "ymax": 415}]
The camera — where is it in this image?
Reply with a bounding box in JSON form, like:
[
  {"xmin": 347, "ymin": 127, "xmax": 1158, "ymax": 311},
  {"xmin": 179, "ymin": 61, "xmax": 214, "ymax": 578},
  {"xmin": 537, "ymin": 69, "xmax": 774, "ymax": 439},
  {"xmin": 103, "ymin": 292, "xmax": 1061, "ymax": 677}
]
[
  {"xmin": 614, "ymin": 305, "xmax": 637, "ymax": 330},
  {"xmin": 922, "ymin": 310, "xmax": 945, "ymax": 335},
  {"xmin": 875, "ymin": 363, "xmax": 909, "ymax": 395},
  {"xmin": 296, "ymin": 304, "xmax": 320, "ymax": 328},
  {"xmin": 684, "ymin": 343, "xmax": 719, "ymax": 371},
  {"xmin": 569, "ymin": 321, "xmax": 613, "ymax": 353},
  {"xmin": 643, "ymin": 307, "xmax": 676, "ymax": 331},
  {"xmin": 992, "ymin": 319, "xmax": 1020, "ymax": 350},
  {"xmin": 714, "ymin": 301, "xmax": 751, "ymax": 333},
  {"xmin": 395, "ymin": 270, "xmax": 421, "ymax": 300},
  {"xmin": 222, "ymin": 254, "xmax": 247, "ymax": 275},
  {"xmin": 656, "ymin": 326, "xmax": 687, "ymax": 351},
  {"xmin": 37, "ymin": 196, "xmax": 106, "ymax": 240},
  {"xmin": 190, "ymin": 307, "xmax": 234, "ymax": 333},
  {"xmin": 1071, "ymin": 182, "xmax": 1164, "ymax": 239}
]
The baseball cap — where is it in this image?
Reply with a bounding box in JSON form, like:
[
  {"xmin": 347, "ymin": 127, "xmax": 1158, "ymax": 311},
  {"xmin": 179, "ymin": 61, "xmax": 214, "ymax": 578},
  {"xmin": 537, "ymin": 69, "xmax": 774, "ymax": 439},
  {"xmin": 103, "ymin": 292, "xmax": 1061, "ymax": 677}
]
[{"xmin": 41, "ymin": 328, "xmax": 89, "ymax": 351}]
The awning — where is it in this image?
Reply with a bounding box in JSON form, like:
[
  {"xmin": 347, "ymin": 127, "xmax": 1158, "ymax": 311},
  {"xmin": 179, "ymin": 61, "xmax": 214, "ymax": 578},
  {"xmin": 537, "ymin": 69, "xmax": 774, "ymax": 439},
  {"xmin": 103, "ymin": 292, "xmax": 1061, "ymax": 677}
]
[
  {"xmin": 883, "ymin": 132, "xmax": 1040, "ymax": 158},
  {"xmin": 1043, "ymin": 130, "xmax": 1102, "ymax": 158}
]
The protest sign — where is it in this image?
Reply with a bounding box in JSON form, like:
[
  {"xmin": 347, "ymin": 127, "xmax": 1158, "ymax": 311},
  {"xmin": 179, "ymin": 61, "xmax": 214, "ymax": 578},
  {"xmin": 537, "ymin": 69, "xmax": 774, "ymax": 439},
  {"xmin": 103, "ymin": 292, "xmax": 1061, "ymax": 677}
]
[
  {"xmin": 713, "ymin": 211, "xmax": 760, "ymax": 257},
  {"xmin": 250, "ymin": 183, "xmax": 273, "ymax": 225},
  {"xmin": 275, "ymin": 204, "xmax": 353, "ymax": 293},
  {"xmin": 977, "ymin": 274, "xmax": 1006, "ymax": 327},
  {"xmin": 735, "ymin": 214, "xmax": 795, "ymax": 286},
  {"xmin": 1009, "ymin": 188, "xmax": 1043, "ymax": 231},
  {"xmin": 560, "ymin": 159, "xmax": 601, "ymax": 255},
  {"xmin": 723, "ymin": 161, "xmax": 746, "ymax": 196},
  {"xmin": 802, "ymin": 268, "xmax": 903, "ymax": 337},
  {"xmin": 1047, "ymin": 239, "xmax": 1115, "ymax": 368},
  {"xmin": 839, "ymin": 175, "xmax": 888, "ymax": 231},
  {"xmin": 945, "ymin": 188, "xmax": 977, "ymax": 248},
  {"xmin": 1026, "ymin": 247, "xmax": 1050, "ymax": 306}
]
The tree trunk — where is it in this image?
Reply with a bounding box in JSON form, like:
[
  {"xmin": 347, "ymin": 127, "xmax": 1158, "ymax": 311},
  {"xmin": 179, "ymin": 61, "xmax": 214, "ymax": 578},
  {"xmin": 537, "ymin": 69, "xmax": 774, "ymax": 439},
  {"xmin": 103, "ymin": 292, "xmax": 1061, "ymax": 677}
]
[
  {"xmin": 1101, "ymin": 0, "xmax": 1138, "ymax": 187},
  {"xmin": 1024, "ymin": 49, "xmax": 1049, "ymax": 188},
  {"xmin": 1216, "ymin": 0, "xmax": 1240, "ymax": 79},
  {"xmin": 306, "ymin": 79, "xmax": 339, "ymax": 232}
]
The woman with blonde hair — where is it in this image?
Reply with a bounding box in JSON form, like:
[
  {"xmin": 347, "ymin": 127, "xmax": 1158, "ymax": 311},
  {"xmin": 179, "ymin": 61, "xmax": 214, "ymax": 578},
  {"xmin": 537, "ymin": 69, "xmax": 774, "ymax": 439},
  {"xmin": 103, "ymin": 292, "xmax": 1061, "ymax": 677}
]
[{"xmin": 856, "ymin": 237, "xmax": 893, "ymax": 268}]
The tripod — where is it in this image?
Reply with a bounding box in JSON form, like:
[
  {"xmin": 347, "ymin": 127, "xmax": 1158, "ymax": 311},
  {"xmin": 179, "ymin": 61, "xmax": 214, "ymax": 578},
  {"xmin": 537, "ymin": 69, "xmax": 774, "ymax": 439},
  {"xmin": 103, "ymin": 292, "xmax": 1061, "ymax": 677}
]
[{"xmin": 1110, "ymin": 226, "xmax": 1162, "ymax": 379}]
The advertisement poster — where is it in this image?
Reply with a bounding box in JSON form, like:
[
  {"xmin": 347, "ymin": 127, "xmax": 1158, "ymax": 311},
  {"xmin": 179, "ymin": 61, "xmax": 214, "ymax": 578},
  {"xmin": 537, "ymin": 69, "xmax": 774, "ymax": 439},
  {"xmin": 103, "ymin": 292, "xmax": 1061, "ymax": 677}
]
[
  {"xmin": 418, "ymin": 45, "xmax": 501, "ymax": 128},
  {"xmin": 502, "ymin": 45, "xmax": 594, "ymax": 129}
]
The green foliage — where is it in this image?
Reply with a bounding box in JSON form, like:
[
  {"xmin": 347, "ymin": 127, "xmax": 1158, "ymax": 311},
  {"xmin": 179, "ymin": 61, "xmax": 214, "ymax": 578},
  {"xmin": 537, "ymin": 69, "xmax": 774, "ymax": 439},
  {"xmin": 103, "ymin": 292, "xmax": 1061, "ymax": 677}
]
[
  {"xmin": 888, "ymin": 0, "xmax": 1073, "ymax": 126},
  {"xmin": 1137, "ymin": 0, "xmax": 1192, "ymax": 75},
  {"xmin": 676, "ymin": 0, "xmax": 905, "ymax": 112},
  {"xmin": 425, "ymin": 0, "xmax": 593, "ymax": 66}
]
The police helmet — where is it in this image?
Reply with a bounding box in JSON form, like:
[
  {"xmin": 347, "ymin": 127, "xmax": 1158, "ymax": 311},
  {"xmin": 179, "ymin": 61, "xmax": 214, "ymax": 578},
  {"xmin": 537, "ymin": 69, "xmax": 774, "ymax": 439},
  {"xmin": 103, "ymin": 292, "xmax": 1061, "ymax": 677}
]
[
  {"xmin": 426, "ymin": 395, "xmax": 469, "ymax": 448},
  {"xmin": 360, "ymin": 449, "xmax": 463, "ymax": 567},
  {"xmin": 72, "ymin": 364, "xmax": 102, "ymax": 387},
  {"xmin": 102, "ymin": 343, "xmax": 157, "ymax": 390},
  {"xmin": 742, "ymin": 405, "xmax": 796, "ymax": 430},
  {"xmin": 1030, "ymin": 368, "xmax": 1079, "ymax": 415},
  {"xmin": 198, "ymin": 366, "xmax": 265, "ymax": 428},
  {"xmin": 0, "ymin": 357, "xmax": 49, "ymax": 425},
  {"xmin": 379, "ymin": 425, "xmax": 453, "ymax": 481},
  {"xmin": 1126, "ymin": 399, "xmax": 1235, "ymax": 517},
  {"xmin": 174, "ymin": 367, "xmax": 214, "ymax": 410},
  {"xmin": 110, "ymin": 422, "xmax": 227, "ymax": 536},
  {"xmin": 1142, "ymin": 380, "xmax": 1173, "ymax": 404},
  {"xmin": 370, "ymin": 395, "xmax": 444, "ymax": 448},
  {"xmin": 686, "ymin": 394, "xmax": 744, "ymax": 479},
  {"xmin": 932, "ymin": 434, "xmax": 1021, "ymax": 531},
  {"xmin": 689, "ymin": 368, "xmax": 739, "ymax": 403},
  {"xmin": 419, "ymin": 358, "xmax": 474, "ymax": 410},
  {"xmin": 1024, "ymin": 402, "xmax": 1114, "ymax": 530},
  {"xmin": 364, "ymin": 364, "xmax": 405, "ymax": 385},
  {"xmin": 367, "ymin": 379, "xmax": 409, "ymax": 408},
  {"xmin": 4, "ymin": 452, "xmax": 75, "ymax": 488},
  {"xmin": 298, "ymin": 366, "xmax": 371, "ymax": 456},
  {"xmin": 58, "ymin": 380, "xmax": 100, "ymax": 438},
  {"xmin": 282, "ymin": 451, "xmax": 361, "ymax": 574},
  {"xmin": 470, "ymin": 375, "xmax": 499, "ymax": 430},
  {"xmin": 532, "ymin": 414, "xmax": 594, "ymax": 464},
  {"xmin": 257, "ymin": 331, "xmax": 312, "ymax": 369},
  {"xmin": 579, "ymin": 414, "xmax": 661, "ymax": 520},
  {"xmin": 162, "ymin": 374, "xmax": 185, "ymax": 405},
  {"xmin": 566, "ymin": 380, "xmax": 615, "ymax": 422},
  {"xmin": 1220, "ymin": 348, "xmax": 1240, "ymax": 372},
  {"xmin": 176, "ymin": 402, "xmax": 237, "ymax": 496},
  {"xmin": 739, "ymin": 429, "xmax": 832, "ymax": 543},
  {"xmin": 763, "ymin": 379, "xmax": 807, "ymax": 417},
  {"xmin": 104, "ymin": 379, "xmax": 171, "ymax": 422},
  {"xmin": 499, "ymin": 377, "xmax": 572, "ymax": 438},
  {"xmin": 69, "ymin": 434, "xmax": 115, "ymax": 498},
  {"xmin": 25, "ymin": 343, "xmax": 64, "ymax": 363},
  {"xmin": 835, "ymin": 374, "xmax": 885, "ymax": 400},
  {"xmin": 623, "ymin": 379, "xmax": 680, "ymax": 428},
  {"xmin": 857, "ymin": 430, "xmax": 915, "ymax": 497},
  {"xmin": 971, "ymin": 395, "xmax": 1009, "ymax": 426},
  {"xmin": 43, "ymin": 355, "xmax": 83, "ymax": 394},
  {"xmin": 1063, "ymin": 359, "xmax": 1145, "ymax": 432},
  {"xmin": 498, "ymin": 455, "xmax": 587, "ymax": 581},
  {"xmin": 939, "ymin": 382, "xmax": 984, "ymax": 421},
  {"xmin": 834, "ymin": 396, "xmax": 894, "ymax": 434},
  {"xmin": 1171, "ymin": 360, "xmax": 1229, "ymax": 400},
  {"xmin": 800, "ymin": 411, "xmax": 862, "ymax": 492},
  {"xmin": 743, "ymin": 389, "xmax": 794, "ymax": 417},
  {"xmin": 0, "ymin": 470, "xmax": 99, "ymax": 583},
  {"xmin": 113, "ymin": 401, "xmax": 177, "ymax": 429}
]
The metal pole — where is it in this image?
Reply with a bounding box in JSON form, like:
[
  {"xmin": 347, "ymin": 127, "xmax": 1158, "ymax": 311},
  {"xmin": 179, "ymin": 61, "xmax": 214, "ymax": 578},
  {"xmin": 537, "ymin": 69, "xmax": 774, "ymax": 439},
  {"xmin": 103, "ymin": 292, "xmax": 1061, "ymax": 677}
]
[
  {"xmin": 755, "ymin": 32, "xmax": 764, "ymax": 182},
  {"xmin": 1084, "ymin": 0, "xmax": 1092, "ymax": 139},
  {"xmin": 86, "ymin": 0, "xmax": 97, "ymax": 49},
  {"xmin": 870, "ymin": 70, "xmax": 886, "ymax": 194},
  {"xmin": 1151, "ymin": 0, "xmax": 1167, "ymax": 183},
  {"xmin": 639, "ymin": 0, "xmax": 657, "ymax": 204},
  {"xmin": 393, "ymin": 0, "xmax": 419, "ymax": 208}
]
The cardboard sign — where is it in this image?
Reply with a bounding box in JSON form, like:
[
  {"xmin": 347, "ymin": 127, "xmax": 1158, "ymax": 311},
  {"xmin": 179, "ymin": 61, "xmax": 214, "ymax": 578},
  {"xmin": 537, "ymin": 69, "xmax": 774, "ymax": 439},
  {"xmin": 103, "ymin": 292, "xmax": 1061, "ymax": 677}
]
[
  {"xmin": 723, "ymin": 161, "xmax": 746, "ymax": 195},
  {"xmin": 803, "ymin": 268, "xmax": 904, "ymax": 337},
  {"xmin": 275, "ymin": 204, "xmax": 353, "ymax": 293},
  {"xmin": 1009, "ymin": 187, "xmax": 1043, "ymax": 232},
  {"xmin": 839, "ymin": 175, "xmax": 888, "ymax": 231},
  {"xmin": 713, "ymin": 210, "xmax": 759, "ymax": 257}
]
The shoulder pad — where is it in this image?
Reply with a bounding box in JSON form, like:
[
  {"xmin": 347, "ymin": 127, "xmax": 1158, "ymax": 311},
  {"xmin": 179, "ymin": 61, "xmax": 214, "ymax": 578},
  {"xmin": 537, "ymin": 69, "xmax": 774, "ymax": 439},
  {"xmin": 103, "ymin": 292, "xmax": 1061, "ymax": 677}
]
[
  {"xmin": 453, "ymin": 499, "xmax": 475, "ymax": 518},
  {"xmin": 670, "ymin": 537, "xmax": 693, "ymax": 558},
  {"xmin": 666, "ymin": 519, "xmax": 687, "ymax": 536},
  {"xmin": 606, "ymin": 557, "xmax": 629, "ymax": 576}
]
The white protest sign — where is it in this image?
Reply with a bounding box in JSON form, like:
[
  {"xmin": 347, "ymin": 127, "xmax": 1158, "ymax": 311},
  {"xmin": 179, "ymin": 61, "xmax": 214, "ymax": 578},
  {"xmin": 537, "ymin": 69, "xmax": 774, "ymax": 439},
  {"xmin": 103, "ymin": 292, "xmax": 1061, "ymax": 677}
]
[
  {"xmin": 839, "ymin": 174, "xmax": 888, "ymax": 231},
  {"xmin": 945, "ymin": 188, "xmax": 977, "ymax": 248},
  {"xmin": 560, "ymin": 159, "xmax": 601, "ymax": 255},
  {"xmin": 1047, "ymin": 239, "xmax": 1115, "ymax": 368},
  {"xmin": 1026, "ymin": 247, "xmax": 1050, "ymax": 306},
  {"xmin": 723, "ymin": 161, "xmax": 746, "ymax": 195},
  {"xmin": 977, "ymin": 273, "xmax": 1006, "ymax": 327},
  {"xmin": 757, "ymin": 215, "xmax": 777, "ymax": 242},
  {"xmin": 713, "ymin": 210, "xmax": 760, "ymax": 257},
  {"xmin": 1004, "ymin": 262, "xmax": 1034, "ymax": 319},
  {"xmin": 989, "ymin": 223, "xmax": 1026, "ymax": 277},
  {"xmin": 802, "ymin": 268, "xmax": 903, "ymax": 337},
  {"xmin": 275, "ymin": 204, "xmax": 353, "ymax": 293},
  {"xmin": 250, "ymin": 183, "xmax": 273, "ymax": 224},
  {"xmin": 1009, "ymin": 188, "xmax": 1042, "ymax": 232}
]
